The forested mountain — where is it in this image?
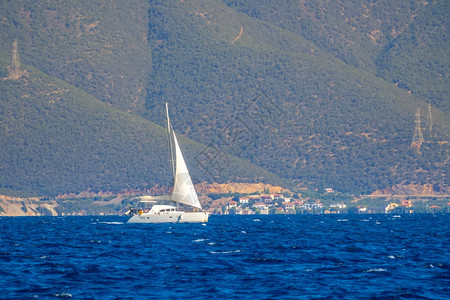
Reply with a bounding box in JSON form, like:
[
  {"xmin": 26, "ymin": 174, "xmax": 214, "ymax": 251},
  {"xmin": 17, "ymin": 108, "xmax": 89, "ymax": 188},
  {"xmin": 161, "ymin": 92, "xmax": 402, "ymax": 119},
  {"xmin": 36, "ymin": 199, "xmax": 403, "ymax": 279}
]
[
  {"xmin": 224, "ymin": 0, "xmax": 449, "ymax": 112},
  {"xmin": 0, "ymin": 0, "xmax": 448, "ymax": 196},
  {"xmin": 0, "ymin": 0, "xmax": 152, "ymax": 112},
  {"xmin": 0, "ymin": 65, "xmax": 281, "ymax": 196}
]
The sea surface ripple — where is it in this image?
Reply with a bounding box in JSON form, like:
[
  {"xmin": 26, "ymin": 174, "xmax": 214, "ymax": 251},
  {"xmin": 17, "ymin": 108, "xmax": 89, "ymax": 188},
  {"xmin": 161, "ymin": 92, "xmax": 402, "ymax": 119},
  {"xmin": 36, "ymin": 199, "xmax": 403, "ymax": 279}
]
[{"xmin": 0, "ymin": 214, "xmax": 449, "ymax": 299}]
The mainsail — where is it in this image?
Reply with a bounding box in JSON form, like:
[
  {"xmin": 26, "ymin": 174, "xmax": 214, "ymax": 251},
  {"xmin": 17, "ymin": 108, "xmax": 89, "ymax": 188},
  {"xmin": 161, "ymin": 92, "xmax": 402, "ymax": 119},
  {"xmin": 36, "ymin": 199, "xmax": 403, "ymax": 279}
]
[{"xmin": 166, "ymin": 104, "xmax": 201, "ymax": 209}]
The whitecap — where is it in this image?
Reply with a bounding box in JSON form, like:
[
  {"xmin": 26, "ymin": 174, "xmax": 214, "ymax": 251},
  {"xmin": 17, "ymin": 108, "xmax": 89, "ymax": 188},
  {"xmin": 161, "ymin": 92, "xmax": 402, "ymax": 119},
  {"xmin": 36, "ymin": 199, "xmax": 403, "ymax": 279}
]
[
  {"xmin": 253, "ymin": 219, "xmax": 261, "ymax": 222},
  {"xmin": 98, "ymin": 222, "xmax": 124, "ymax": 225},
  {"xmin": 366, "ymin": 268, "xmax": 387, "ymax": 272},
  {"xmin": 241, "ymin": 230, "xmax": 247, "ymax": 234},
  {"xmin": 193, "ymin": 239, "xmax": 208, "ymax": 242},
  {"xmin": 337, "ymin": 219, "xmax": 348, "ymax": 222},
  {"xmin": 207, "ymin": 242, "xmax": 216, "ymax": 246},
  {"xmin": 388, "ymin": 255, "xmax": 395, "ymax": 259},
  {"xmin": 54, "ymin": 293, "xmax": 72, "ymax": 298},
  {"xmin": 210, "ymin": 250, "xmax": 241, "ymax": 254}
]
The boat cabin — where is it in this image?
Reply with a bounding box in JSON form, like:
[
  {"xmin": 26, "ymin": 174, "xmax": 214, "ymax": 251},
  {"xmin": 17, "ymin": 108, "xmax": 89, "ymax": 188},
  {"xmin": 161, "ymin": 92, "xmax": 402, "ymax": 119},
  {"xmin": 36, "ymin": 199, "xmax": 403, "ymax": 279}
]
[{"xmin": 149, "ymin": 205, "xmax": 179, "ymax": 214}]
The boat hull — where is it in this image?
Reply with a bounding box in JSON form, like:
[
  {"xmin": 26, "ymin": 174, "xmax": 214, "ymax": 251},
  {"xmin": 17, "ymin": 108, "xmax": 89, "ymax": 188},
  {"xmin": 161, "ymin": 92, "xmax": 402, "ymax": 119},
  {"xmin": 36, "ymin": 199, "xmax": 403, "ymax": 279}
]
[{"xmin": 127, "ymin": 211, "xmax": 209, "ymax": 224}]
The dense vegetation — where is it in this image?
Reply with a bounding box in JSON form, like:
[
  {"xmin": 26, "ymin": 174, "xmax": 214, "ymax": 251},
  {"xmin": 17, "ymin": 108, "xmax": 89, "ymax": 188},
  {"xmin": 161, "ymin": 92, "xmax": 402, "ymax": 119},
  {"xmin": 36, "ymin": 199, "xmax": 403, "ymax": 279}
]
[
  {"xmin": 0, "ymin": 0, "xmax": 448, "ymax": 196},
  {"xmin": 223, "ymin": 0, "xmax": 449, "ymax": 112},
  {"xmin": 143, "ymin": 0, "xmax": 449, "ymax": 194},
  {"xmin": 0, "ymin": 0, "xmax": 152, "ymax": 112},
  {"xmin": 0, "ymin": 65, "xmax": 280, "ymax": 196}
]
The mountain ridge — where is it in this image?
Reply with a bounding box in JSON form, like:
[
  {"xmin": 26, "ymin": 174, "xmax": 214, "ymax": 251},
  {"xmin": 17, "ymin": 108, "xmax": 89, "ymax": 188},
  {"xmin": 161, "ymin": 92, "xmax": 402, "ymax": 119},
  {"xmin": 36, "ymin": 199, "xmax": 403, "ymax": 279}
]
[{"xmin": 0, "ymin": 0, "xmax": 448, "ymax": 196}]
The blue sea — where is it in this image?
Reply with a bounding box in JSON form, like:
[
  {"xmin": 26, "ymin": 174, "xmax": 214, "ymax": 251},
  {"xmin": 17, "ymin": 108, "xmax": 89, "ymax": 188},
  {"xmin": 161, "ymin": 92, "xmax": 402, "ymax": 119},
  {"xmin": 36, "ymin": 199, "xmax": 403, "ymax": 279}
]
[{"xmin": 0, "ymin": 214, "xmax": 448, "ymax": 299}]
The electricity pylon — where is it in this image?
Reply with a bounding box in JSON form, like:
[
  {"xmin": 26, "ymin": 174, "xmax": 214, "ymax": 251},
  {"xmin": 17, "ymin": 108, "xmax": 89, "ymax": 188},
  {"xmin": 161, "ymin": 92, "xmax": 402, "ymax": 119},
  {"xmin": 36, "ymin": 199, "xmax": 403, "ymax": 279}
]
[
  {"xmin": 11, "ymin": 39, "xmax": 20, "ymax": 78},
  {"xmin": 411, "ymin": 108, "xmax": 424, "ymax": 151},
  {"xmin": 426, "ymin": 102, "xmax": 433, "ymax": 135}
]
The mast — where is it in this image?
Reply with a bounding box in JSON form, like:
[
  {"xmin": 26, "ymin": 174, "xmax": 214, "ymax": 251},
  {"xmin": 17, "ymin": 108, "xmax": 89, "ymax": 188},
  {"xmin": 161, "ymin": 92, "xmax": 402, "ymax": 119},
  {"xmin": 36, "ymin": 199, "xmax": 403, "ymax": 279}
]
[
  {"xmin": 165, "ymin": 103, "xmax": 201, "ymax": 210},
  {"xmin": 166, "ymin": 103, "xmax": 175, "ymax": 181}
]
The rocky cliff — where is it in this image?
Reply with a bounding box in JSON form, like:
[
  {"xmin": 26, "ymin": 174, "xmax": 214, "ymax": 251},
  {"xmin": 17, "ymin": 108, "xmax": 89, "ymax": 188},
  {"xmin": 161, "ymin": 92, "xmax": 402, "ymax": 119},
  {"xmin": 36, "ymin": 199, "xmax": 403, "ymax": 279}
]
[
  {"xmin": 195, "ymin": 182, "xmax": 289, "ymax": 195},
  {"xmin": 0, "ymin": 195, "xmax": 58, "ymax": 216}
]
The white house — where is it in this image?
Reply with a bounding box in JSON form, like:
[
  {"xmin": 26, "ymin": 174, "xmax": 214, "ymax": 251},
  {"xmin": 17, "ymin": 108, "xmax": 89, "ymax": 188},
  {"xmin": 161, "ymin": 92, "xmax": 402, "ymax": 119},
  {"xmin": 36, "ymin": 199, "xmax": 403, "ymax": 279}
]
[{"xmin": 239, "ymin": 197, "xmax": 249, "ymax": 205}]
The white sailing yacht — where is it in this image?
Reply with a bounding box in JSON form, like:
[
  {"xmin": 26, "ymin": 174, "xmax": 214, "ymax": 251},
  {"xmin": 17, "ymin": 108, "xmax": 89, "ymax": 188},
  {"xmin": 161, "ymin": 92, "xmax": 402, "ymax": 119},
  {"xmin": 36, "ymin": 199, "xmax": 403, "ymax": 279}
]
[{"xmin": 127, "ymin": 103, "xmax": 209, "ymax": 223}]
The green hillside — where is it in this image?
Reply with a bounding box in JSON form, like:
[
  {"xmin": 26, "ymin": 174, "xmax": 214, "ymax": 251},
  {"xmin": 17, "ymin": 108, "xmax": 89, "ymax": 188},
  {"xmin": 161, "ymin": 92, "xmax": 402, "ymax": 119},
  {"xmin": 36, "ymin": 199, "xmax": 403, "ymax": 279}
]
[
  {"xmin": 144, "ymin": 0, "xmax": 449, "ymax": 193},
  {"xmin": 0, "ymin": 0, "xmax": 448, "ymax": 196},
  {"xmin": 0, "ymin": 65, "xmax": 281, "ymax": 196},
  {"xmin": 0, "ymin": 66, "xmax": 167, "ymax": 196},
  {"xmin": 376, "ymin": 0, "xmax": 449, "ymax": 112},
  {"xmin": 223, "ymin": 0, "xmax": 449, "ymax": 112},
  {"xmin": 0, "ymin": 0, "xmax": 152, "ymax": 113}
]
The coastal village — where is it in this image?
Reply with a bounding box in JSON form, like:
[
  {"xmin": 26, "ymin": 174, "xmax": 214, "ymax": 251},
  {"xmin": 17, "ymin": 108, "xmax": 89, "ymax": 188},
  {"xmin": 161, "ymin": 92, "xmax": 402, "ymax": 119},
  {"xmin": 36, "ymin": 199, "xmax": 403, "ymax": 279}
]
[
  {"xmin": 215, "ymin": 190, "xmax": 448, "ymax": 215},
  {"xmin": 220, "ymin": 192, "xmax": 381, "ymax": 215},
  {"xmin": 222, "ymin": 193, "xmax": 325, "ymax": 215},
  {"xmin": 0, "ymin": 183, "xmax": 448, "ymax": 217}
]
